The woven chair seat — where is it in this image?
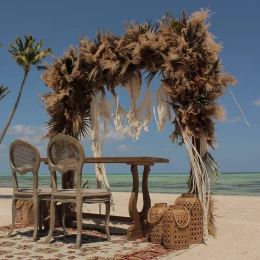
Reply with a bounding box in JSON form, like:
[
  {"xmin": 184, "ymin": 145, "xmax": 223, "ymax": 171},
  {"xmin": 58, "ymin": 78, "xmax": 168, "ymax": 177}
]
[
  {"xmin": 38, "ymin": 188, "xmax": 53, "ymax": 193},
  {"xmin": 17, "ymin": 188, "xmax": 33, "ymax": 193},
  {"xmin": 52, "ymin": 189, "xmax": 110, "ymax": 201},
  {"xmin": 14, "ymin": 189, "xmax": 34, "ymax": 198},
  {"xmin": 82, "ymin": 189, "xmax": 111, "ymax": 198},
  {"xmin": 15, "ymin": 188, "xmax": 52, "ymax": 195}
]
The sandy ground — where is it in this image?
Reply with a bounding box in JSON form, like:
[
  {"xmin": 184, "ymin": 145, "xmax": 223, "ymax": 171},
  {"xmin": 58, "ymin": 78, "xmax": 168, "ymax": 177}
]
[{"xmin": 0, "ymin": 188, "xmax": 260, "ymax": 260}]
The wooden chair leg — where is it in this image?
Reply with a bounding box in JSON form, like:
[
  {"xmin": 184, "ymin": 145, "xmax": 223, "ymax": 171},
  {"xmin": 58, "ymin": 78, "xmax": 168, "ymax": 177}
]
[
  {"xmin": 39, "ymin": 200, "xmax": 43, "ymax": 233},
  {"xmin": 8, "ymin": 198, "xmax": 16, "ymax": 237},
  {"xmin": 76, "ymin": 201, "xmax": 82, "ymax": 249},
  {"xmin": 61, "ymin": 203, "xmax": 68, "ymax": 235},
  {"xmin": 46, "ymin": 201, "xmax": 56, "ymax": 244},
  {"xmin": 105, "ymin": 202, "xmax": 111, "ymax": 241},
  {"xmin": 33, "ymin": 199, "xmax": 39, "ymax": 242}
]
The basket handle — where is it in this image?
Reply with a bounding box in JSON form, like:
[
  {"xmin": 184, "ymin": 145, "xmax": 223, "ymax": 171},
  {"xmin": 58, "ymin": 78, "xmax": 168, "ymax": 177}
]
[{"xmin": 172, "ymin": 207, "xmax": 191, "ymax": 228}]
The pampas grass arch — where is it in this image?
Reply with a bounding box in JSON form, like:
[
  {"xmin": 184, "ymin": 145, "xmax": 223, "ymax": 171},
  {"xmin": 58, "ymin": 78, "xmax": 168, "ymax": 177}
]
[{"xmin": 40, "ymin": 9, "xmax": 236, "ymax": 237}]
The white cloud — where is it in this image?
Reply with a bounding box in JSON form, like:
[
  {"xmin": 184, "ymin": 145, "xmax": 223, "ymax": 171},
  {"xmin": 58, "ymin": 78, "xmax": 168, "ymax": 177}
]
[
  {"xmin": 81, "ymin": 123, "xmax": 128, "ymax": 143},
  {"xmin": 99, "ymin": 123, "xmax": 129, "ymax": 143},
  {"xmin": 7, "ymin": 125, "xmax": 47, "ymax": 141},
  {"xmin": 165, "ymin": 148, "xmax": 172, "ymax": 152},
  {"xmin": 0, "ymin": 144, "xmax": 6, "ymax": 150},
  {"xmin": 7, "ymin": 125, "xmax": 48, "ymax": 157},
  {"xmin": 253, "ymin": 99, "xmax": 260, "ymax": 107},
  {"xmin": 116, "ymin": 144, "xmax": 132, "ymax": 152},
  {"xmin": 6, "ymin": 123, "xmax": 130, "ymax": 157},
  {"xmin": 225, "ymin": 116, "xmax": 241, "ymax": 124},
  {"xmin": 106, "ymin": 130, "xmax": 126, "ymax": 142}
]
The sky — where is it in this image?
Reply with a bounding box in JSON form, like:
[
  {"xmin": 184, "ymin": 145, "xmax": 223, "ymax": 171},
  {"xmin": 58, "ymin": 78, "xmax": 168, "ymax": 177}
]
[{"xmin": 0, "ymin": 0, "xmax": 259, "ymax": 174}]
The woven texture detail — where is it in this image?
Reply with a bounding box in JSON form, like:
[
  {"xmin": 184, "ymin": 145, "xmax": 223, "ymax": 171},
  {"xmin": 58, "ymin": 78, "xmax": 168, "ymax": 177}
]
[
  {"xmin": 15, "ymin": 200, "xmax": 34, "ymax": 224},
  {"xmin": 15, "ymin": 200, "xmax": 50, "ymax": 225},
  {"xmin": 49, "ymin": 140, "xmax": 80, "ymax": 167},
  {"xmin": 12, "ymin": 146, "xmax": 35, "ymax": 168},
  {"xmin": 175, "ymin": 193, "xmax": 203, "ymax": 244},
  {"xmin": 162, "ymin": 205, "xmax": 190, "ymax": 250},
  {"xmin": 148, "ymin": 203, "xmax": 167, "ymax": 244}
]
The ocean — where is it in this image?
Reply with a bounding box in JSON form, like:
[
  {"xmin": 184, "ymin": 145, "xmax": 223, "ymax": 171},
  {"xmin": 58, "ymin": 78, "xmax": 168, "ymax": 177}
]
[{"xmin": 0, "ymin": 172, "xmax": 259, "ymax": 196}]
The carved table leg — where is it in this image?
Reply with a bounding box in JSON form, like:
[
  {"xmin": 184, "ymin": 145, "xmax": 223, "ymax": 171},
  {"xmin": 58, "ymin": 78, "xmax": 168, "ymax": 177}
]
[
  {"xmin": 139, "ymin": 165, "xmax": 151, "ymax": 238},
  {"xmin": 127, "ymin": 164, "xmax": 152, "ymax": 240},
  {"xmin": 140, "ymin": 165, "xmax": 151, "ymax": 220},
  {"xmin": 127, "ymin": 165, "xmax": 142, "ymax": 240}
]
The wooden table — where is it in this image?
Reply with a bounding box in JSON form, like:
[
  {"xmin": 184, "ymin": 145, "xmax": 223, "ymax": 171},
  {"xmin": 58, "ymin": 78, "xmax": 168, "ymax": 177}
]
[{"xmin": 41, "ymin": 157, "xmax": 169, "ymax": 240}]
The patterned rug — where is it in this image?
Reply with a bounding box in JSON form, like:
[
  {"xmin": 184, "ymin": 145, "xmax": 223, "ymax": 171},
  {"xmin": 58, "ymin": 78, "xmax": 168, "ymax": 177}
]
[{"xmin": 0, "ymin": 224, "xmax": 178, "ymax": 260}]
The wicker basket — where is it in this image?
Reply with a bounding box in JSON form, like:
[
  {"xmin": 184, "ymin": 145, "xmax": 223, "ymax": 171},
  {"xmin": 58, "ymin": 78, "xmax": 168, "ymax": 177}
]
[
  {"xmin": 162, "ymin": 205, "xmax": 190, "ymax": 250},
  {"xmin": 147, "ymin": 203, "xmax": 168, "ymax": 244},
  {"xmin": 174, "ymin": 193, "xmax": 203, "ymax": 244},
  {"xmin": 15, "ymin": 200, "xmax": 34, "ymax": 225}
]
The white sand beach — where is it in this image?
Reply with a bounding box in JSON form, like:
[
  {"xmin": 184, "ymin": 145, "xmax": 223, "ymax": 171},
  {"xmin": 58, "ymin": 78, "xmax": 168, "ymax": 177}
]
[{"xmin": 0, "ymin": 188, "xmax": 260, "ymax": 260}]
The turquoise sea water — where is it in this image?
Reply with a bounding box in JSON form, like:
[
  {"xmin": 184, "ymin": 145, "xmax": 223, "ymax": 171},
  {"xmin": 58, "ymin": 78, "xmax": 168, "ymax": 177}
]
[{"xmin": 0, "ymin": 172, "xmax": 259, "ymax": 196}]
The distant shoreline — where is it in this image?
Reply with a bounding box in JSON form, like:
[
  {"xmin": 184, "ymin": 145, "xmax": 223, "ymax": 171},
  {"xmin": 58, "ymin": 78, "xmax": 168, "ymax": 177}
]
[
  {"xmin": 1, "ymin": 172, "xmax": 259, "ymax": 196},
  {"xmin": 0, "ymin": 171, "xmax": 259, "ymax": 175}
]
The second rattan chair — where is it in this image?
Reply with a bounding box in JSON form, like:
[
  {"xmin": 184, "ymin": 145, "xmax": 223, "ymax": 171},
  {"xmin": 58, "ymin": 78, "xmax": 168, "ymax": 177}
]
[
  {"xmin": 45, "ymin": 134, "xmax": 111, "ymax": 249},
  {"xmin": 8, "ymin": 139, "xmax": 52, "ymax": 241}
]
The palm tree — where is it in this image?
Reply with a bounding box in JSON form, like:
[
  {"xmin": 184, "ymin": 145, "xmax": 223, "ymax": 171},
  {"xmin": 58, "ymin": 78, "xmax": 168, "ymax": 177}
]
[
  {"xmin": 0, "ymin": 34, "xmax": 52, "ymax": 143},
  {"xmin": 0, "ymin": 85, "xmax": 10, "ymax": 101}
]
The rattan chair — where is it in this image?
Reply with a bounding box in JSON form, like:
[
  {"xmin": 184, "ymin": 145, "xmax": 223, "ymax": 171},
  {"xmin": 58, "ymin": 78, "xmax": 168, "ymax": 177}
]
[
  {"xmin": 8, "ymin": 139, "xmax": 52, "ymax": 241},
  {"xmin": 45, "ymin": 134, "xmax": 111, "ymax": 249}
]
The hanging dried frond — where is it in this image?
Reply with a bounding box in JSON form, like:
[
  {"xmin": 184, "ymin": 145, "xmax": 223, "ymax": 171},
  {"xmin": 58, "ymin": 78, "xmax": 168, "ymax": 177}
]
[
  {"xmin": 203, "ymin": 151, "xmax": 221, "ymax": 183},
  {"xmin": 207, "ymin": 194, "xmax": 217, "ymax": 238}
]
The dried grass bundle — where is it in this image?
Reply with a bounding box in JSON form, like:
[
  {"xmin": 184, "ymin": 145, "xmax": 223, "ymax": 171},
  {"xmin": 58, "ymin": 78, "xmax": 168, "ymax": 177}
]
[
  {"xmin": 41, "ymin": 8, "xmax": 236, "ymax": 147},
  {"xmin": 208, "ymin": 194, "xmax": 217, "ymax": 238},
  {"xmin": 40, "ymin": 46, "xmax": 94, "ymax": 139}
]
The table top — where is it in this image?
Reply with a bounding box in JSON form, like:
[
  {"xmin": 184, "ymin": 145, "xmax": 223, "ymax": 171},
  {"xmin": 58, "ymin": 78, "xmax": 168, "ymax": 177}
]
[{"xmin": 40, "ymin": 157, "xmax": 169, "ymax": 165}]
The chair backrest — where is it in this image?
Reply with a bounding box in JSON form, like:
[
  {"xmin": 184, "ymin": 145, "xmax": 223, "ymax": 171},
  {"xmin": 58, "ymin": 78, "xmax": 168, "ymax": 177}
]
[
  {"xmin": 9, "ymin": 139, "xmax": 40, "ymax": 192},
  {"xmin": 47, "ymin": 134, "xmax": 85, "ymax": 191}
]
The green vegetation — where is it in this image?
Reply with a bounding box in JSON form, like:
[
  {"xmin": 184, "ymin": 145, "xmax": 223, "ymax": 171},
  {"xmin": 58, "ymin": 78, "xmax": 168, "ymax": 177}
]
[{"xmin": 0, "ymin": 35, "xmax": 52, "ymax": 143}]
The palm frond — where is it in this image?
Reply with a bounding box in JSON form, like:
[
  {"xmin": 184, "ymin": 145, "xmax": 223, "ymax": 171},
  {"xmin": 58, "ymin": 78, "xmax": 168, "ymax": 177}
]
[
  {"xmin": 0, "ymin": 85, "xmax": 10, "ymax": 101},
  {"xmin": 144, "ymin": 70, "xmax": 159, "ymax": 85},
  {"xmin": 36, "ymin": 65, "xmax": 48, "ymax": 71},
  {"xmin": 15, "ymin": 36, "xmax": 24, "ymax": 51},
  {"xmin": 203, "ymin": 151, "xmax": 220, "ymax": 184},
  {"xmin": 8, "ymin": 34, "xmax": 52, "ymax": 72}
]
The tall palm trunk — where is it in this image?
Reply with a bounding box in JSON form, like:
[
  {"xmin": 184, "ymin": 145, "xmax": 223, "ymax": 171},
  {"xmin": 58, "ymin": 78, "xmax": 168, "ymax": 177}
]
[{"xmin": 0, "ymin": 70, "xmax": 29, "ymax": 144}]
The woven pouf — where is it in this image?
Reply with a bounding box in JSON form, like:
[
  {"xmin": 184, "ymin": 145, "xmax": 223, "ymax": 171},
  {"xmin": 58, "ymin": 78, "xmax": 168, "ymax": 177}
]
[
  {"xmin": 15, "ymin": 200, "xmax": 34, "ymax": 224},
  {"xmin": 174, "ymin": 193, "xmax": 203, "ymax": 244},
  {"xmin": 148, "ymin": 203, "xmax": 168, "ymax": 244},
  {"xmin": 162, "ymin": 205, "xmax": 190, "ymax": 250},
  {"xmin": 15, "ymin": 200, "xmax": 23, "ymax": 223}
]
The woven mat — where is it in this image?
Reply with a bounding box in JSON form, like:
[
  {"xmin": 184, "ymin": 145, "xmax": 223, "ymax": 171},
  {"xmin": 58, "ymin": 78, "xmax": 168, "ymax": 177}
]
[{"xmin": 0, "ymin": 224, "xmax": 180, "ymax": 260}]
